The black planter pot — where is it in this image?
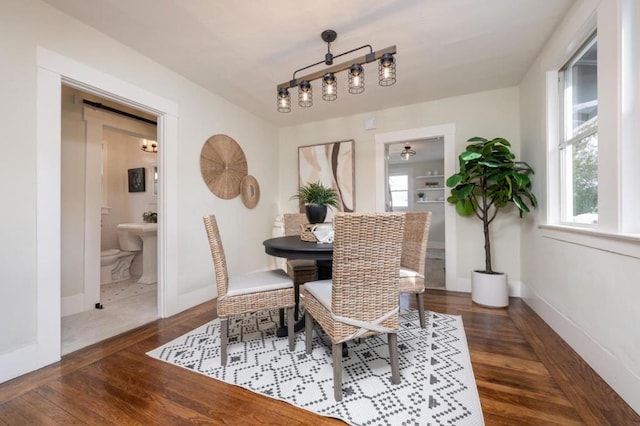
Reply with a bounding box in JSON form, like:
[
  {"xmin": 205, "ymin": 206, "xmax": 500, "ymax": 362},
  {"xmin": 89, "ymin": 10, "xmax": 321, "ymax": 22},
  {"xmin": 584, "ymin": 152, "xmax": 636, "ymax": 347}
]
[{"xmin": 305, "ymin": 204, "xmax": 327, "ymax": 224}]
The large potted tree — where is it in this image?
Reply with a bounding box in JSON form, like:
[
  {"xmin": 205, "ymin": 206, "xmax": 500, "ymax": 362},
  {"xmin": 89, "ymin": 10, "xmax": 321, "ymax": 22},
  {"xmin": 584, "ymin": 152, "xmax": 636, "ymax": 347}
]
[
  {"xmin": 291, "ymin": 181, "xmax": 339, "ymax": 224},
  {"xmin": 446, "ymin": 136, "xmax": 537, "ymax": 307}
]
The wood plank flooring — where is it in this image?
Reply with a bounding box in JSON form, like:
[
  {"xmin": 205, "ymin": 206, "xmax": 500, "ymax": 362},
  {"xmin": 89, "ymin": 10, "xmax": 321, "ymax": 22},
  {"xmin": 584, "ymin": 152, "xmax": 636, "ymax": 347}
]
[{"xmin": 1, "ymin": 290, "xmax": 638, "ymax": 425}]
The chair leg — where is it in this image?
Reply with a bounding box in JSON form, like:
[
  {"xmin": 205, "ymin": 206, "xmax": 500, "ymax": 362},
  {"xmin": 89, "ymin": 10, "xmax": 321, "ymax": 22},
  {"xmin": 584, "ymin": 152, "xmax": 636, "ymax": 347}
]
[
  {"xmin": 279, "ymin": 308, "xmax": 285, "ymax": 327},
  {"xmin": 332, "ymin": 342, "xmax": 343, "ymax": 401},
  {"xmin": 220, "ymin": 318, "xmax": 228, "ymax": 366},
  {"xmin": 416, "ymin": 293, "xmax": 425, "ymax": 328},
  {"xmin": 294, "ymin": 282, "xmax": 300, "ymax": 320},
  {"xmin": 287, "ymin": 307, "xmax": 295, "ymax": 351},
  {"xmin": 305, "ymin": 310, "xmax": 313, "ymax": 354},
  {"xmin": 388, "ymin": 333, "xmax": 400, "ymax": 385}
]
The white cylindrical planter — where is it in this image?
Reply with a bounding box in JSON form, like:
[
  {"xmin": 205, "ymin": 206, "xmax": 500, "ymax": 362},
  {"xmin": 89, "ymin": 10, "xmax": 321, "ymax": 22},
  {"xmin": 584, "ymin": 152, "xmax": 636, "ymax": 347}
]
[{"xmin": 471, "ymin": 271, "xmax": 509, "ymax": 308}]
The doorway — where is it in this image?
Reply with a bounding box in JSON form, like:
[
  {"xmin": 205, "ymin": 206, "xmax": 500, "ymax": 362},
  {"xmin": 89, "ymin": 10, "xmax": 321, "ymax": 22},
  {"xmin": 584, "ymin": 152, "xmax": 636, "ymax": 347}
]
[
  {"xmin": 35, "ymin": 47, "xmax": 179, "ymax": 368},
  {"xmin": 374, "ymin": 124, "xmax": 458, "ymax": 292},
  {"xmin": 387, "ymin": 138, "xmax": 445, "ymax": 288},
  {"xmin": 60, "ymin": 86, "xmax": 160, "ymax": 354}
]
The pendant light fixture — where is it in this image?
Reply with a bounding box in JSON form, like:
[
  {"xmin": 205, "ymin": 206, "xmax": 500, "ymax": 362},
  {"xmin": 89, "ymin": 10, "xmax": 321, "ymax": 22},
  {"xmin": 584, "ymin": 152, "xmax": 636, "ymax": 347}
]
[
  {"xmin": 348, "ymin": 63, "xmax": 365, "ymax": 94},
  {"xmin": 141, "ymin": 139, "xmax": 158, "ymax": 153},
  {"xmin": 298, "ymin": 80, "xmax": 313, "ymax": 107},
  {"xmin": 400, "ymin": 145, "xmax": 416, "ymax": 160},
  {"xmin": 276, "ymin": 29, "xmax": 397, "ymax": 112}
]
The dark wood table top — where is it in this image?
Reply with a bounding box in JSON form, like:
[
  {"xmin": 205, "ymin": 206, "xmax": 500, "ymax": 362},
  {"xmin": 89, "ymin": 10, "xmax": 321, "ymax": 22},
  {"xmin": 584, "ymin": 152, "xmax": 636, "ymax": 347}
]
[{"xmin": 263, "ymin": 235, "xmax": 333, "ymax": 260}]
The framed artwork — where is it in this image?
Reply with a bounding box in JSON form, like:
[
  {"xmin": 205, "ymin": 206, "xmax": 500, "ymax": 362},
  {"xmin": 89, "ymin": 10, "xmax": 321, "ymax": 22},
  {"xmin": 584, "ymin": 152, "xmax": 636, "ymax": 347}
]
[
  {"xmin": 128, "ymin": 167, "xmax": 145, "ymax": 192},
  {"xmin": 298, "ymin": 140, "xmax": 355, "ymax": 218}
]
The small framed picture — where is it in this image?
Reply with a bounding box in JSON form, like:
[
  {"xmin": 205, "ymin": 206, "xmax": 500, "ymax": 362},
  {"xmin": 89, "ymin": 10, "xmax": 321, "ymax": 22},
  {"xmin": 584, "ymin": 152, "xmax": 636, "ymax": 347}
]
[{"xmin": 128, "ymin": 167, "xmax": 145, "ymax": 192}]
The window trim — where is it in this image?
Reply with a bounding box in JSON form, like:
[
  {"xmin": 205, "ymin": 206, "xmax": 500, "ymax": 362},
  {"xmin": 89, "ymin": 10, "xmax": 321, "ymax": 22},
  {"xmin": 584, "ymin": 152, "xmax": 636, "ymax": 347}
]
[{"xmin": 558, "ymin": 31, "xmax": 598, "ymax": 226}]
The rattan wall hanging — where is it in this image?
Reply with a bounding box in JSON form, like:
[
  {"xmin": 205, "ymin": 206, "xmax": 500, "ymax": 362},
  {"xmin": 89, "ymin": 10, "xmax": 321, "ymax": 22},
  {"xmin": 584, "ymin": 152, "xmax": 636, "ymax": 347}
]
[
  {"xmin": 200, "ymin": 134, "xmax": 248, "ymax": 199},
  {"xmin": 240, "ymin": 175, "xmax": 260, "ymax": 209}
]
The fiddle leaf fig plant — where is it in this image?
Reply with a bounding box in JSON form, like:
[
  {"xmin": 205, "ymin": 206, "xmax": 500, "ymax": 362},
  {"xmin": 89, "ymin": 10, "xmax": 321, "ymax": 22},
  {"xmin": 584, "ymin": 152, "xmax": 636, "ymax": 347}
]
[{"xmin": 446, "ymin": 136, "xmax": 538, "ymax": 273}]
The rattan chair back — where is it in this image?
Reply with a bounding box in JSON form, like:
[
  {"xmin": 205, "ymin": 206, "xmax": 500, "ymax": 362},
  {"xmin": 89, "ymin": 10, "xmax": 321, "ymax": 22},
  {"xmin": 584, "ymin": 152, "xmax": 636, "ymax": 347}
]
[
  {"xmin": 330, "ymin": 212, "xmax": 405, "ymax": 341},
  {"xmin": 401, "ymin": 211, "xmax": 432, "ymax": 273},
  {"xmin": 283, "ymin": 213, "xmax": 308, "ymax": 236},
  {"xmin": 203, "ymin": 215, "xmax": 229, "ymax": 299}
]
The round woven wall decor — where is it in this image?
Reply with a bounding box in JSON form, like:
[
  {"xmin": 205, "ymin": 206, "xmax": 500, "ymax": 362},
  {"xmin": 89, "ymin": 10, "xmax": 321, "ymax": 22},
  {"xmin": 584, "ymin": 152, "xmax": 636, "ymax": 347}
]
[
  {"xmin": 240, "ymin": 175, "xmax": 260, "ymax": 209},
  {"xmin": 200, "ymin": 134, "xmax": 248, "ymax": 199}
]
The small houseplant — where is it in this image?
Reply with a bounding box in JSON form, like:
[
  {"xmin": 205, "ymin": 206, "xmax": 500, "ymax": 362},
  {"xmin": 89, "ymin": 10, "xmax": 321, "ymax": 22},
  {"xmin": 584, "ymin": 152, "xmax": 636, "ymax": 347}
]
[
  {"xmin": 291, "ymin": 181, "xmax": 339, "ymax": 223},
  {"xmin": 417, "ymin": 192, "xmax": 425, "ymax": 202},
  {"xmin": 446, "ymin": 136, "xmax": 537, "ymax": 307}
]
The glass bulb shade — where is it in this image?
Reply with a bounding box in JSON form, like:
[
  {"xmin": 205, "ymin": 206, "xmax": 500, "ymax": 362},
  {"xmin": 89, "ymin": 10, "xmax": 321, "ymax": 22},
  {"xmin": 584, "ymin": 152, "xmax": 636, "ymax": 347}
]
[
  {"xmin": 378, "ymin": 53, "xmax": 397, "ymax": 86},
  {"xmin": 348, "ymin": 64, "xmax": 365, "ymax": 94},
  {"xmin": 322, "ymin": 72, "xmax": 337, "ymax": 101},
  {"xmin": 298, "ymin": 81, "xmax": 313, "ymax": 107},
  {"xmin": 277, "ymin": 88, "xmax": 291, "ymax": 113}
]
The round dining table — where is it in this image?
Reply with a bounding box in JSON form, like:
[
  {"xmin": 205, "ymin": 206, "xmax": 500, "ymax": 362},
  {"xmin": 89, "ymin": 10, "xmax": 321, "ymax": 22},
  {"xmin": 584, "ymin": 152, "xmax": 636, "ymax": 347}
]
[
  {"xmin": 263, "ymin": 235, "xmax": 333, "ymax": 334},
  {"xmin": 263, "ymin": 235, "xmax": 333, "ymax": 261}
]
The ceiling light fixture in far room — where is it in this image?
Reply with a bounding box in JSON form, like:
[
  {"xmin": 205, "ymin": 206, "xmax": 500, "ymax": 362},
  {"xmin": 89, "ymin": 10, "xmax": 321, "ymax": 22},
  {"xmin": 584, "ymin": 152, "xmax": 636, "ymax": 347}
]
[
  {"xmin": 141, "ymin": 139, "xmax": 158, "ymax": 153},
  {"xmin": 400, "ymin": 145, "xmax": 416, "ymax": 160},
  {"xmin": 277, "ymin": 29, "xmax": 397, "ymax": 113}
]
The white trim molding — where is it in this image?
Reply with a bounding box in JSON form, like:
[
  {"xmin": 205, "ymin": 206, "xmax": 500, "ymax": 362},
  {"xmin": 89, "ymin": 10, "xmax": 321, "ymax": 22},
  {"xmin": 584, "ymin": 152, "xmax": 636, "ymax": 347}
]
[{"xmin": 20, "ymin": 46, "xmax": 181, "ymax": 384}]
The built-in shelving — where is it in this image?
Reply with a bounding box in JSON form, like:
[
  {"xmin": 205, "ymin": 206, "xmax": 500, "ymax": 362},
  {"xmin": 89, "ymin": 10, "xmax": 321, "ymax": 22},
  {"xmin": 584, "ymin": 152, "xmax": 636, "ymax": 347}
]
[{"xmin": 416, "ymin": 174, "xmax": 445, "ymax": 203}]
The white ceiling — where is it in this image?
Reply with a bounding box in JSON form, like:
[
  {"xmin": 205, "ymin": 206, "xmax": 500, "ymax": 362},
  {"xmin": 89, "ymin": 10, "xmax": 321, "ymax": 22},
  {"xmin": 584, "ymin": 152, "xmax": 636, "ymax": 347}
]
[{"xmin": 43, "ymin": 0, "xmax": 575, "ymax": 128}]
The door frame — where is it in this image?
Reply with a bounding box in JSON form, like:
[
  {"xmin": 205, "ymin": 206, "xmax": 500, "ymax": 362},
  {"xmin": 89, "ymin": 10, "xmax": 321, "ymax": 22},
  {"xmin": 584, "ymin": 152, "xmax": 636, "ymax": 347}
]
[
  {"xmin": 374, "ymin": 124, "xmax": 460, "ymax": 291},
  {"xmin": 36, "ymin": 47, "xmax": 179, "ymax": 367}
]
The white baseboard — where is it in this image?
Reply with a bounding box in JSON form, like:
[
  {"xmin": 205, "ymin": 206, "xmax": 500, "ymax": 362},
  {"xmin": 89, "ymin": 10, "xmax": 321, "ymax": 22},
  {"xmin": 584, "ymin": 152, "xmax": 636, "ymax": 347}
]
[
  {"xmin": 521, "ymin": 282, "xmax": 640, "ymax": 415},
  {"xmin": 177, "ymin": 285, "xmax": 216, "ymax": 312},
  {"xmin": 0, "ymin": 343, "xmax": 37, "ymax": 384},
  {"xmin": 61, "ymin": 293, "xmax": 84, "ymax": 317}
]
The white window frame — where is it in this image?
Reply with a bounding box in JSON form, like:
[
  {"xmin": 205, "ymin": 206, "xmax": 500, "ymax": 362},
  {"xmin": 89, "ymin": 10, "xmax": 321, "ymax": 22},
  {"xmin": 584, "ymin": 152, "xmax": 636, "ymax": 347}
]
[
  {"xmin": 558, "ymin": 32, "xmax": 598, "ymax": 227},
  {"xmin": 388, "ymin": 169, "xmax": 412, "ymax": 212},
  {"xmin": 542, "ymin": 4, "xmax": 640, "ymax": 259}
]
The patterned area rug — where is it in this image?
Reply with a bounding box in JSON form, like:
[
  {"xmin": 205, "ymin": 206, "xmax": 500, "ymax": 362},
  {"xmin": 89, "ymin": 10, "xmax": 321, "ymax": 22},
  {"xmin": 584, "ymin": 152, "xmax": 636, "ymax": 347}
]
[{"xmin": 147, "ymin": 310, "xmax": 484, "ymax": 425}]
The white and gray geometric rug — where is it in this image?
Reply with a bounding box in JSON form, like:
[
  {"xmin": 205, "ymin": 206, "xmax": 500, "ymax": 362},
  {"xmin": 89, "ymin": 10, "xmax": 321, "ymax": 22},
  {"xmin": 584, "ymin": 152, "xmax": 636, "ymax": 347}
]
[{"xmin": 147, "ymin": 309, "xmax": 484, "ymax": 425}]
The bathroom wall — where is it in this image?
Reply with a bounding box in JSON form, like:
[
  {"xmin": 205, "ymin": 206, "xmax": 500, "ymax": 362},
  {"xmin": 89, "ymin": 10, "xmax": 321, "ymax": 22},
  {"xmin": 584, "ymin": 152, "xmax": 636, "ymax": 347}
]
[
  {"xmin": 61, "ymin": 86, "xmax": 157, "ymax": 314},
  {"xmin": 101, "ymin": 128, "xmax": 157, "ymax": 251}
]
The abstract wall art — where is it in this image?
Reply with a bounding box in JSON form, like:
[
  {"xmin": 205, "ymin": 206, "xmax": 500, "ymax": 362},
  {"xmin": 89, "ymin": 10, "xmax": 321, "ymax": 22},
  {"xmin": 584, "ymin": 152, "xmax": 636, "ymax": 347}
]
[{"xmin": 298, "ymin": 140, "xmax": 355, "ymax": 218}]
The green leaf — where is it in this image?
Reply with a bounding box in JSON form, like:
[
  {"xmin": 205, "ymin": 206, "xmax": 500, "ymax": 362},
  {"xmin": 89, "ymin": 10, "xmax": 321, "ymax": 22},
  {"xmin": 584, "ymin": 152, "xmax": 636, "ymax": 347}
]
[
  {"xmin": 456, "ymin": 199, "xmax": 474, "ymax": 215},
  {"xmin": 460, "ymin": 151, "xmax": 482, "ymax": 161},
  {"xmin": 446, "ymin": 174, "xmax": 463, "ymax": 187}
]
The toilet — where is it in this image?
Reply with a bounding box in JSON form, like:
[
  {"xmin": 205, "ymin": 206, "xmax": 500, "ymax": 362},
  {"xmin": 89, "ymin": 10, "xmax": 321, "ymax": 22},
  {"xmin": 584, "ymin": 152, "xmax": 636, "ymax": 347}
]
[{"xmin": 100, "ymin": 228, "xmax": 142, "ymax": 284}]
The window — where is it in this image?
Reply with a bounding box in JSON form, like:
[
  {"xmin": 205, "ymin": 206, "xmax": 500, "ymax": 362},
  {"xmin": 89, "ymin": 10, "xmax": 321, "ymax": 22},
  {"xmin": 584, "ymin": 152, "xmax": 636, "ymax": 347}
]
[
  {"xmin": 388, "ymin": 173, "xmax": 409, "ymax": 211},
  {"xmin": 559, "ymin": 33, "xmax": 598, "ymax": 225}
]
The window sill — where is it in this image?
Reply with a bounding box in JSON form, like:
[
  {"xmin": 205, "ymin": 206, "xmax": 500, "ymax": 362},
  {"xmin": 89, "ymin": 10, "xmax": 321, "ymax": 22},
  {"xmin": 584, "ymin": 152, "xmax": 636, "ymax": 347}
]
[{"xmin": 539, "ymin": 224, "xmax": 640, "ymax": 259}]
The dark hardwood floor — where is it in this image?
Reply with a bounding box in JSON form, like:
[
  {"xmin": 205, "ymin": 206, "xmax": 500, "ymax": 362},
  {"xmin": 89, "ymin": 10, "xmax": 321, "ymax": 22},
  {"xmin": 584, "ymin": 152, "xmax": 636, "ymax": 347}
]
[{"xmin": 1, "ymin": 290, "xmax": 638, "ymax": 425}]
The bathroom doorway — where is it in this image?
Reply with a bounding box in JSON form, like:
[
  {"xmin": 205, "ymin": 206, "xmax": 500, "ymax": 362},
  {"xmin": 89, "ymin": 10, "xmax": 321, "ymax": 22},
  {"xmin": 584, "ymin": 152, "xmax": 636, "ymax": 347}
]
[
  {"xmin": 60, "ymin": 85, "xmax": 160, "ymax": 354},
  {"xmin": 386, "ymin": 138, "xmax": 446, "ymax": 289}
]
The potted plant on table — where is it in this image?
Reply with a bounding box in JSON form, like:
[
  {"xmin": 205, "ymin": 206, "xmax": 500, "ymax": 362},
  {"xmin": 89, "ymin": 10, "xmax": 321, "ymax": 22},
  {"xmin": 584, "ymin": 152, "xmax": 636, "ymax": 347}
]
[
  {"xmin": 417, "ymin": 192, "xmax": 426, "ymax": 202},
  {"xmin": 446, "ymin": 136, "xmax": 537, "ymax": 307},
  {"xmin": 291, "ymin": 181, "xmax": 339, "ymax": 224}
]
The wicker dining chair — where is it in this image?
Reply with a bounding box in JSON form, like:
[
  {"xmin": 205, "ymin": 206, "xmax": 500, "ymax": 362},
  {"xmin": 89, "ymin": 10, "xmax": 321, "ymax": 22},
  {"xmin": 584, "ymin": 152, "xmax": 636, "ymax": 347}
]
[
  {"xmin": 203, "ymin": 215, "xmax": 296, "ymax": 365},
  {"xmin": 283, "ymin": 213, "xmax": 318, "ymax": 320},
  {"xmin": 400, "ymin": 211, "xmax": 432, "ymax": 328},
  {"xmin": 303, "ymin": 212, "xmax": 405, "ymax": 401}
]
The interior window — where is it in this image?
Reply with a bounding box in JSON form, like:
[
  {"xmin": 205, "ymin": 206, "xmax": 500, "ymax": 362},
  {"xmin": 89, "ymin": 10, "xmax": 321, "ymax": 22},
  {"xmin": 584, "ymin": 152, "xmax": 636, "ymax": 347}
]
[
  {"xmin": 559, "ymin": 33, "xmax": 598, "ymax": 225},
  {"xmin": 389, "ymin": 173, "xmax": 409, "ymax": 211}
]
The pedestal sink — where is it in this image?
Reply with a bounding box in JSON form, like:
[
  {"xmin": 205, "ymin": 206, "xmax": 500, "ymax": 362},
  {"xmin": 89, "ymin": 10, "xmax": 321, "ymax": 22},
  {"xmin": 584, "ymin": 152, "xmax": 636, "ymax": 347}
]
[{"xmin": 117, "ymin": 223, "xmax": 157, "ymax": 284}]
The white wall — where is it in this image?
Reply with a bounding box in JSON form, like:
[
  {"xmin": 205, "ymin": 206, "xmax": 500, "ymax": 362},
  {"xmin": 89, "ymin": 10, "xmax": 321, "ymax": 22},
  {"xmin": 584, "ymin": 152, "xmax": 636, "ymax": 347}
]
[
  {"xmin": 520, "ymin": 0, "xmax": 640, "ymax": 412},
  {"xmin": 102, "ymin": 129, "xmax": 158, "ymax": 250},
  {"xmin": 0, "ymin": 0, "xmax": 279, "ymax": 382},
  {"xmin": 278, "ymin": 87, "xmax": 523, "ymax": 289}
]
